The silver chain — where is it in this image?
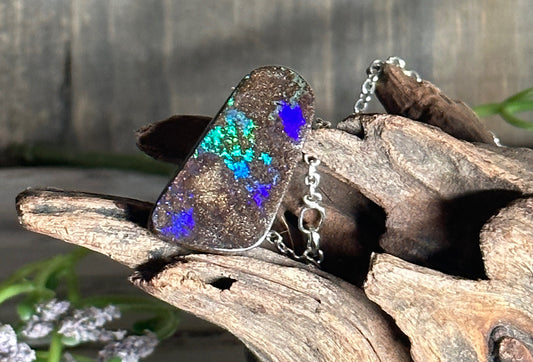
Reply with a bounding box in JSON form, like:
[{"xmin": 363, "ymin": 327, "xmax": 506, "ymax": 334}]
[
  {"xmin": 353, "ymin": 56, "xmax": 501, "ymax": 145},
  {"xmin": 268, "ymin": 57, "xmax": 421, "ymax": 265},
  {"xmin": 268, "ymin": 154, "xmax": 325, "ymax": 267},
  {"xmin": 353, "ymin": 56, "xmax": 422, "ymax": 114}
]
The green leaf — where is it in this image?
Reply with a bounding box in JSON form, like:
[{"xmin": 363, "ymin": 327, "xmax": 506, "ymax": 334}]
[{"xmin": 474, "ymin": 87, "xmax": 533, "ymax": 131}]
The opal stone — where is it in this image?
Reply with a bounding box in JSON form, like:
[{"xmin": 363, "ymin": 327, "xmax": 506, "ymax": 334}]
[{"xmin": 150, "ymin": 66, "xmax": 314, "ymax": 252}]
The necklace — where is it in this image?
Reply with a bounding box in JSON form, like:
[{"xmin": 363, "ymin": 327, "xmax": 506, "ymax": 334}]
[
  {"xmin": 268, "ymin": 56, "xmax": 420, "ymax": 267},
  {"xmin": 150, "ymin": 58, "xmax": 426, "ymax": 268},
  {"xmin": 353, "ymin": 56, "xmax": 421, "ymax": 114}
]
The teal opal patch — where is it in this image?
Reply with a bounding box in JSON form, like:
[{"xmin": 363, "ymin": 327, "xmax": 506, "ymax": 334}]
[{"xmin": 151, "ymin": 66, "xmax": 314, "ymax": 252}]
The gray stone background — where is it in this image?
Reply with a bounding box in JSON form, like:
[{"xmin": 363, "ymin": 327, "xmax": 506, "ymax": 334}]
[{"xmin": 1, "ymin": 0, "xmax": 533, "ymax": 153}]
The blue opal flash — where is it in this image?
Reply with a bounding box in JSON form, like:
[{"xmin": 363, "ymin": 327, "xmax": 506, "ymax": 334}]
[
  {"xmin": 278, "ymin": 101, "xmax": 306, "ymax": 141},
  {"xmin": 160, "ymin": 208, "xmax": 195, "ymax": 238},
  {"xmin": 150, "ymin": 66, "xmax": 313, "ymax": 252}
]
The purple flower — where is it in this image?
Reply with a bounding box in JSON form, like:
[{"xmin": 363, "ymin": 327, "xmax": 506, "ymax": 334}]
[
  {"xmin": 58, "ymin": 305, "xmax": 124, "ymax": 344},
  {"xmin": 0, "ymin": 323, "xmax": 35, "ymax": 361},
  {"xmin": 98, "ymin": 331, "xmax": 159, "ymax": 362},
  {"xmin": 22, "ymin": 299, "xmax": 70, "ymax": 339}
]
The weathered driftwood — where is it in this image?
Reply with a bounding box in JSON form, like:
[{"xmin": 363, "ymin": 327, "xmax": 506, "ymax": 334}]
[
  {"xmin": 16, "ymin": 188, "xmax": 410, "ymax": 362},
  {"xmin": 306, "ymin": 114, "xmax": 533, "ymax": 279},
  {"xmin": 137, "ymin": 115, "xmax": 386, "ymax": 285},
  {"xmin": 375, "ymin": 63, "xmax": 496, "ymax": 144},
  {"xmin": 480, "ymin": 197, "xmax": 533, "ymax": 284},
  {"xmin": 15, "ymin": 63, "xmax": 533, "ymax": 361},
  {"xmin": 134, "ymin": 116, "xmax": 533, "ymax": 283},
  {"xmin": 134, "ymin": 64, "xmax": 532, "ymax": 283},
  {"xmin": 132, "ymin": 64, "xmax": 524, "ymax": 284},
  {"xmin": 16, "ymin": 114, "xmax": 533, "ymax": 360},
  {"xmin": 136, "ymin": 114, "xmax": 213, "ymax": 165},
  {"xmin": 365, "ymin": 196, "xmax": 533, "ymax": 361},
  {"xmin": 15, "ymin": 189, "xmax": 184, "ymax": 268}
]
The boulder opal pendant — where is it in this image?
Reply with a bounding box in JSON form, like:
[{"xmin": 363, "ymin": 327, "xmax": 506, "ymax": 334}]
[{"xmin": 151, "ymin": 66, "xmax": 314, "ymax": 252}]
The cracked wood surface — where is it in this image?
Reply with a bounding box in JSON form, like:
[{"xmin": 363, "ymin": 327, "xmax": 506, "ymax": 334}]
[
  {"xmin": 364, "ymin": 197, "xmax": 533, "ymax": 361},
  {"xmin": 375, "ymin": 63, "xmax": 496, "ymax": 144},
  {"xmin": 15, "ymin": 63, "xmax": 533, "ymax": 361},
  {"xmin": 305, "ymin": 114, "xmax": 533, "ymax": 279},
  {"xmin": 16, "ymin": 188, "xmax": 409, "ymax": 362}
]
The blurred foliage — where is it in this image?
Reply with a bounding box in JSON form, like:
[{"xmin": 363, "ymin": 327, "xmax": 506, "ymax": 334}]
[
  {"xmin": 1, "ymin": 144, "xmax": 174, "ymax": 175},
  {"xmin": 474, "ymin": 87, "xmax": 533, "ymax": 131},
  {"xmin": 0, "ymin": 248, "xmax": 180, "ymax": 361}
]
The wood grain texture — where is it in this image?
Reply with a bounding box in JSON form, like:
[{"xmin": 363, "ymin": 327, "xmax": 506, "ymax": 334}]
[
  {"xmin": 3, "ymin": 169, "xmax": 246, "ymax": 361},
  {"xmin": 133, "ymin": 253, "xmax": 410, "ymax": 362},
  {"xmin": 16, "ymin": 188, "xmax": 184, "ymax": 268},
  {"xmin": 15, "ymin": 110, "xmax": 533, "ymax": 360},
  {"xmin": 134, "ymin": 110, "xmax": 533, "ymax": 282},
  {"xmin": 375, "ymin": 63, "xmax": 496, "ymax": 144},
  {"xmin": 13, "ymin": 64, "xmax": 533, "ymax": 359},
  {"xmin": 365, "ymin": 196, "xmax": 533, "ymax": 361},
  {"xmin": 135, "ymin": 115, "xmax": 385, "ymax": 285},
  {"xmin": 71, "ymin": 0, "xmax": 171, "ymax": 151},
  {"xmin": 135, "ymin": 115, "xmax": 212, "ymax": 165},
  {"xmin": 365, "ymin": 253, "xmax": 533, "ymax": 362},
  {"xmin": 305, "ymin": 114, "xmax": 533, "ymax": 278},
  {"xmin": 16, "ymin": 187, "xmax": 410, "ymax": 362},
  {"xmin": 480, "ymin": 197, "xmax": 533, "ymax": 286}
]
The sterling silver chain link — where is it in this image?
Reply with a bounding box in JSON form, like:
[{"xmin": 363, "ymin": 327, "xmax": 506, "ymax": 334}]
[
  {"xmin": 270, "ymin": 56, "xmax": 500, "ymax": 266},
  {"xmin": 268, "ymin": 154, "xmax": 325, "ymax": 267},
  {"xmin": 268, "ymin": 57, "xmax": 422, "ymax": 266},
  {"xmin": 353, "ymin": 56, "xmax": 501, "ymax": 145},
  {"xmin": 354, "ymin": 56, "xmax": 421, "ymax": 114}
]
